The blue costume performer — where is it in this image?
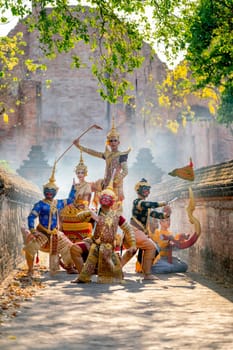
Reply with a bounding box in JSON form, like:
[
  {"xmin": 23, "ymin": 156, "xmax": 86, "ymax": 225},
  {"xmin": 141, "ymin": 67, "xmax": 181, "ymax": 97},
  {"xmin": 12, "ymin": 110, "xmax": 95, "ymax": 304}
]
[{"xmin": 22, "ymin": 163, "xmax": 85, "ymax": 276}]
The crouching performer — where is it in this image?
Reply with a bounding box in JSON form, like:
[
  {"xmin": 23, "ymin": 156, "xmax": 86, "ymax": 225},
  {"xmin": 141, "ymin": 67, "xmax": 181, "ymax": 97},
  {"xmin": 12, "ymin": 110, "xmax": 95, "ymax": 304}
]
[
  {"xmin": 151, "ymin": 187, "xmax": 201, "ymax": 274},
  {"xmin": 22, "ymin": 163, "xmax": 85, "ymax": 277},
  {"xmin": 72, "ymin": 179, "xmax": 137, "ymax": 284}
]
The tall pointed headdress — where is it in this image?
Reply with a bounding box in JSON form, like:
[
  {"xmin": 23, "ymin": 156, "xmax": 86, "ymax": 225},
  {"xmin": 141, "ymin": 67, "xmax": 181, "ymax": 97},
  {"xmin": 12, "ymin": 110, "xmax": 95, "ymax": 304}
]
[
  {"xmin": 106, "ymin": 116, "xmax": 120, "ymax": 145},
  {"xmin": 43, "ymin": 161, "xmax": 59, "ymax": 191},
  {"xmin": 100, "ymin": 169, "xmax": 116, "ymax": 200},
  {"xmin": 75, "ymin": 151, "xmax": 88, "ymax": 176}
]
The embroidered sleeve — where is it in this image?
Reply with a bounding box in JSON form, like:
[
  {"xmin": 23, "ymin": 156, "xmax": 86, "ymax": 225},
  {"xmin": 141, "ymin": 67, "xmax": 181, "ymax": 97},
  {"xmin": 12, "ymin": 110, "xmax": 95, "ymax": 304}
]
[
  {"xmin": 77, "ymin": 144, "xmax": 104, "ymax": 159},
  {"xmin": 28, "ymin": 202, "xmax": 40, "ymax": 229},
  {"xmin": 138, "ymin": 200, "xmax": 160, "ymax": 210},
  {"xmin": 150, "ymin": 210, "xmax": 164, "ymax": 219},
  {"xmin": 120, "ymin": 219, "xmax": 136, "ymax": 248},
  {"xmin": 67, "ymin": 184, "xmax": 76, "ymax": 205}
]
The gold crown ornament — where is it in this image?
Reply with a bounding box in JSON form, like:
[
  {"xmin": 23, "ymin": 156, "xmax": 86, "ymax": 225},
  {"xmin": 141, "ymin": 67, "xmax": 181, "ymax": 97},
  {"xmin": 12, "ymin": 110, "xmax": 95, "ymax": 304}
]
[
  {"xmin": 100, "ymin": 170, "xmax": 116, "ymax": 200},
  {"xmin": 75, "ymin": 151, "xmax": 88, "ymax": 176},
  {"xmin": 106, "ymin": 116, "xmax": 120, "ymax": 145},
  {"xmin": 43, "ymin": 161, "xmax": 59, "ymax": 191}
]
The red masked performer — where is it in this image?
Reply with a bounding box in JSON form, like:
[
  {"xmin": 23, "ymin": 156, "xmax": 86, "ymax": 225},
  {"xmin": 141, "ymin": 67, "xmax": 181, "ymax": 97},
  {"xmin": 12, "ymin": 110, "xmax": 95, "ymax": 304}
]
[{"xmin": 72, "ymin": 180, "xmax": 137, "ymax": 284}]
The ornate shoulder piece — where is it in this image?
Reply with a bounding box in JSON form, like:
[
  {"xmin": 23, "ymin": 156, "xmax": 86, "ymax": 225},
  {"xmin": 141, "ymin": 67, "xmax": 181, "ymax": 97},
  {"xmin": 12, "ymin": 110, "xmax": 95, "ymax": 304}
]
[{"xmin": 120, "ymin": 148, "xmax": 131, "ymax": 156}]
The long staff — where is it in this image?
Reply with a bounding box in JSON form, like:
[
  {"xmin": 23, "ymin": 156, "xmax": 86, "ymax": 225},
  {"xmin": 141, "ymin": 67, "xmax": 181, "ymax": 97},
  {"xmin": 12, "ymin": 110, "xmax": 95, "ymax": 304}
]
[{"xmin": 55, "ymin": 124, "xmax": 103, "ymax": 164}]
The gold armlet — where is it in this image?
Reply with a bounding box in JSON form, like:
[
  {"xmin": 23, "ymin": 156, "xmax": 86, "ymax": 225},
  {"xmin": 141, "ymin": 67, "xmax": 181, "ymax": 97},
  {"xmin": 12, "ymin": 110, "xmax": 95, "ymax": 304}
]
[
  {"xmin": 121, "ymin": 222, "xmax": 136, "ymax": 246},
  {"xmin": 76, "ymin": 210, "xmax": 92, "ymax": 222}
]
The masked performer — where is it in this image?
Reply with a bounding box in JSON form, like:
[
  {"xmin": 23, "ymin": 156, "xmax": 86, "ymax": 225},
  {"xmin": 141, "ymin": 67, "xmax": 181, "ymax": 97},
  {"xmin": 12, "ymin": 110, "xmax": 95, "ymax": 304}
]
[
  {"xmin": 121, "ymin": 178, "xmax": 170, "ymax": 280},
  {"xmin": 72, "ymin": 180, "xmax": 137, "ymax": 284},
  {"xmin": 22, "ymin": 163, "xmax": 86, "ymax": 277},
  {"xmin": 73, "ymin": 117, "xmax": 130, "ymax": 213}
]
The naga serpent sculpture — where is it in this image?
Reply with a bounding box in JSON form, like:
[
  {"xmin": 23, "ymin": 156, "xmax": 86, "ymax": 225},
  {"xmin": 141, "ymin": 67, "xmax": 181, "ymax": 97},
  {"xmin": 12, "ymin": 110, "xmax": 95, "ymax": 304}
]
[{"xmin": 174, "ymin": 186, "xmax": 201, "ymax": 249}]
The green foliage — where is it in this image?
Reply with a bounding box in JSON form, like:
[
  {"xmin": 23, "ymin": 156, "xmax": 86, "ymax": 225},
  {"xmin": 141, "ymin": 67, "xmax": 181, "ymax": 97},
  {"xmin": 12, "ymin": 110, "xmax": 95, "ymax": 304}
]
[
  {"xmin": 153, "ymin": 0, "xmax": 233, "ymax": 125},
  {"xmin": 217, "ymin": 83, "xmax": 233, "ymax": 125},
  {"xmin": 186, "ymin": 0, "xmax": 233, "ymax": 86},
  {"xmin": 0, "ymin": 160, "xmax": 15, "ymax": 173},
  {"xmin": 0, "ymin": 33, "xmax": 47, "ymax": 122},
  {"xmin": 0, "ymin": 0, "xmax": 232, "ymax": 124}
]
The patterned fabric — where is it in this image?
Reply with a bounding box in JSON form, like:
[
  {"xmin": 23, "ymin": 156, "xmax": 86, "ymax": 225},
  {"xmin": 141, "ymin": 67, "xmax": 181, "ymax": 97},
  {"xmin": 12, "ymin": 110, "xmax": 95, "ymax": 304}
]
[
  {"xmin": 73, "ymin": 181, "xmax": 92, "ymax": 207},
  {"xmin": 28, "ymin": 185, "xmax": 76, "ymax": 230},
  {"xmin": 79, "ymin": 243, "xmax": 123, "ymax": 283},
  {"xmin": 77, "ymin": 144, "xmax": 130, "ymax": 211},
  {"xmin": 150, "ymin": 228, "xmax": 172, "ymax": 257},
  {"xmin": 78, "ymin": 210, "xmax": 133, "ymax": 283},
  {"xmin": 131, "ymin": 198, "xmax": 164, "ymax": 230},
  {"xmin": 23, "ymin": 229, "xmax": 74, "ymax": 273}
]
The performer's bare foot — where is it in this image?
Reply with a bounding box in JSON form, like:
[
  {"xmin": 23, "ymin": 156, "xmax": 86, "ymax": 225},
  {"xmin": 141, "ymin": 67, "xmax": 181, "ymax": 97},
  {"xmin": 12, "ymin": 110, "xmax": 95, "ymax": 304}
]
[
  {"xmin": 143, "ymin": 274, "xmax": 159, "ymax": 280},
  {"xmin": 27, "ymin": 270, "xmax": 34, "ymax": 278}
]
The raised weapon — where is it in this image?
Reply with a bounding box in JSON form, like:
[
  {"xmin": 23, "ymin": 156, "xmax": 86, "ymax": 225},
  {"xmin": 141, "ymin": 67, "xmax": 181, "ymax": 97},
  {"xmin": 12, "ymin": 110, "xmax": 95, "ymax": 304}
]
[{"xmin": 56, "ymin": 124, "xmax": 103, "ymax": 163}]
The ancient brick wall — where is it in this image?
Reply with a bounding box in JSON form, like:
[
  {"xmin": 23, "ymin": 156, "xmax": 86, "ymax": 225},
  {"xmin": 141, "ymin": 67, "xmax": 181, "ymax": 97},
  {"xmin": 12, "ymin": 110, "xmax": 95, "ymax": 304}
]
[
  {"xmin": 1, "ymin": 11, "xmax": 233, "ymax": 191},
  {"xmin": 0, "ymin": 166, "xmax": 41, "ymax": 283},
  {"xmin": 152, "ymin": 160, "xmax": 233, "ymax": 285}
]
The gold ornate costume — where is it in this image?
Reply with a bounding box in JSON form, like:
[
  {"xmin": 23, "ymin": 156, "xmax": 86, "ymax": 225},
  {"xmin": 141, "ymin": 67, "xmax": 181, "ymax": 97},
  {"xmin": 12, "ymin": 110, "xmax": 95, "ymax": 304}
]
[
  {"xmin": 74, "ymin": 118, "xmax": 130, "ymax": 213},
  {"xmin": 60, "ymin": 153, "xmax": 93, "ymax": 243},
  {"xmin": 75, "ymin": 180, "xmax": 136, "ymax": 284}
]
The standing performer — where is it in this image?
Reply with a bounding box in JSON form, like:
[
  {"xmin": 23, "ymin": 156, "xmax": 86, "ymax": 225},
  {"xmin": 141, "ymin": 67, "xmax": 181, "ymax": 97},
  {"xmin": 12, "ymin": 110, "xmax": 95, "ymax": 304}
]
[
  {"xmin": 22, "ymin": 163, "xmax": 85, "ymax": 277},
  {"xmin": 72, "ymin": 180, "xmax": 137, "ymax": 284},
  {"xmin": 73, "ymin": 117, "xmax": 130, "ymax": 213},
  {"xmin": 121, "ymin": 178, "xmax": 170, "ymax": 280}
]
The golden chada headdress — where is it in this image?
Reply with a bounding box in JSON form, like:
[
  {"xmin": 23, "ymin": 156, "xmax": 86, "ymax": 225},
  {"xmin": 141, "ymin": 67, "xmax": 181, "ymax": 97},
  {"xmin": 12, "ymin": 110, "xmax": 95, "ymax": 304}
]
[
  {"xmin": 75, "ymin": 151, "xmax": 88, "ymax": 176},
  {"xmin": 106, "ymin": 116, "xmax": 120, "ymax": 145},
  {"xmin": 43, "ymin": 161, "xmax": 59, "ymax": 191},
  {"xmin": 100, "ymin": 170, "xmax": 116, "ymax": 200}
]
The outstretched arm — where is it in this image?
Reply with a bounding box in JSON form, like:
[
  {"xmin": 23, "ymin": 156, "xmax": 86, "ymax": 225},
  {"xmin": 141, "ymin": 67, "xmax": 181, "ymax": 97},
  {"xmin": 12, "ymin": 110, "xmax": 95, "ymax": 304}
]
[{"xmin": 73, "ymin": 138, "xmax": 104, "ymax": 159}]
